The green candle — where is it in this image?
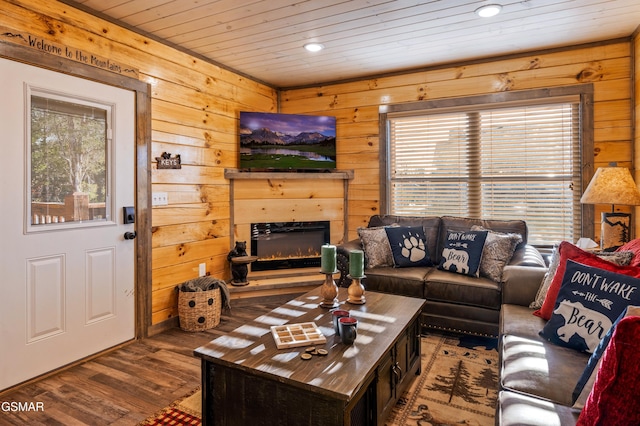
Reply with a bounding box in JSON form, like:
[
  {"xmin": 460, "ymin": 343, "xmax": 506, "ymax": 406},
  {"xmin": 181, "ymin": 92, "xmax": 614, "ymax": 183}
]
[
  {"xmin": 350, "ymin": 250, "xmax": 364, "ymax": 278},
  {"xmin": 321, "ymin": 244, "xmax": 336, "ymax": 273}
]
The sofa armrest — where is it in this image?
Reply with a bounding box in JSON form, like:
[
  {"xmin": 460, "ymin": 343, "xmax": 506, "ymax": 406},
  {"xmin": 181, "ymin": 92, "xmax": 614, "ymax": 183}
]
[
  {"xmin": 336, "ymin": 239, "xmax": 363, "ymax": 287},
  {"xmin": 502, "ymin": 265, "xmax": 547, "ymax": 307},
  {"xmin": 509, "ymin": 244, "xmax": 546, "ymax": 268}
]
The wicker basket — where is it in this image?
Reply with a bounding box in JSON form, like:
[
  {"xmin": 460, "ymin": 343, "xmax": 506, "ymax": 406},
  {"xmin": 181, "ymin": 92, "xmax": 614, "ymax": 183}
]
[{"xmin": 178, "ymin": 287, "xmax": 221, "ymax": 332}]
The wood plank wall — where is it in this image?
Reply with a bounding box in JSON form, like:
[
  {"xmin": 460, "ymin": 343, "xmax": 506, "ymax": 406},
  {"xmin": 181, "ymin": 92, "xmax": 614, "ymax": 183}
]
[
  {"xmin": 0, "ymin": 0, "xmax": 277, "ymax": 326},
  {"xmin": 2, "ymin": 0, "xmax": 639, "ymax": 330},
  {"xmin": 280, "ymin": 40, "xmax": 637, "ymax": 243}
]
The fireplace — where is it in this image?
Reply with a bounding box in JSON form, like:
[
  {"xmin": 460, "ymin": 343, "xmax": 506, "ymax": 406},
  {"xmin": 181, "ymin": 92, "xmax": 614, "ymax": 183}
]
[{"xmin": 250, "ymin": 221, "xmax": 330, "ymax": 271}]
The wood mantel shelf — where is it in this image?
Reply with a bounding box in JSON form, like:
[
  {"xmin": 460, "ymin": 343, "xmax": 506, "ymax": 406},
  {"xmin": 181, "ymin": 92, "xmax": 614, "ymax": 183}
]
[{"xmin": 225, "ymin": 168, "xmax": 354, "ymax": 180}]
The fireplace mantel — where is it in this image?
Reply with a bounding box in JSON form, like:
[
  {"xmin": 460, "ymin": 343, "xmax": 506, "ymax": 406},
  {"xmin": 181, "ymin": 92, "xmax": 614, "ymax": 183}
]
[
  {"xmin": 227, "ymin": 168, "xmax": 353, "ymax": 266},
  {"xmin": 224, "ymin": 168, "xmax": 354, "ymax": 180}
]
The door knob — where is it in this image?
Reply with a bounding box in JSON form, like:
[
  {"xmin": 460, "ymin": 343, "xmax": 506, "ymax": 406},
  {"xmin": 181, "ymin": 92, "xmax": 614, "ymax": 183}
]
[{"xmin": 124, "ymin": 231, "xmax": 137, "ymax": 240}]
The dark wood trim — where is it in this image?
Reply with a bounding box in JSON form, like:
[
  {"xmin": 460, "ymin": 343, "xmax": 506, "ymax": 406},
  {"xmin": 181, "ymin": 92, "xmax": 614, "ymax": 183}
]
[
  {"xmin": 581, "ymin": 91, "xmax": 595, "ymax": 240},
  {"xmin": 224, "ymin": 168, "xmax": 354, "ymax": 180},
  {"xmin": 383, "ymin": 85, "xmax": 594, "ymax": 114},
  {"xmin": 378, "ymin": 110, "xmax": 389, "ymax": 214},
  {"xmin": 0, "ymin": 40, "xmax": 152, "ymax": 338}
]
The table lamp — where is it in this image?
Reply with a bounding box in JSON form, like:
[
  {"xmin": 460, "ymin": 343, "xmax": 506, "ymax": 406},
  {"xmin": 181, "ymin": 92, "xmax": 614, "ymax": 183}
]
[{"xmin": 580, "ymin": 163, "xmax": 640, "ymax": 251}]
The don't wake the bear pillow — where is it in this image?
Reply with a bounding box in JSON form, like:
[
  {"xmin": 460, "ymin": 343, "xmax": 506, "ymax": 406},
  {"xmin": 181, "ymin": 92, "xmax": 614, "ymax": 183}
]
[
  {"xmin": 539, "ymin": 259, "xmax": 640, "ymax": 353},
  {"xmin": 437, "ymin": 230, "xmax": 488, "ymax": 277}
]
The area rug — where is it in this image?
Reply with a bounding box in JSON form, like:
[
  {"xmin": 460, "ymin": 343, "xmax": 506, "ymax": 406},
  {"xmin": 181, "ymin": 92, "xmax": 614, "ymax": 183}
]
[
  {"xmin": 140, "ymin": 332, "xmax": 498, "ymax": 426},
  {"xmin": 138, "ymin": 387, "xmax": 201, "ymax": 425},
  {"xmin": 385, "ymin": 332, "xmax": 499, "ymax": 426}
]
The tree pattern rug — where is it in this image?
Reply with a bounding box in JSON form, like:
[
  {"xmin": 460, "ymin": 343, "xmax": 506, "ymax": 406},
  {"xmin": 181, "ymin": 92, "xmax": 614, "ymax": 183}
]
[
  {"xmin": 139, "ymin": 332, "xmax": 498, "ymax": 426},
  {"xmin": 385, "ymin": 332, "xmax": 498, "ymax": 426}
]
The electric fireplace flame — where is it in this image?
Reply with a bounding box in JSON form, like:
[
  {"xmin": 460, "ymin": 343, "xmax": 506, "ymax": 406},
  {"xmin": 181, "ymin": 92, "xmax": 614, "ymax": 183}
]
[{"xmin": 251, "ymin": 221, "xmax": 330, "ymax": 271}]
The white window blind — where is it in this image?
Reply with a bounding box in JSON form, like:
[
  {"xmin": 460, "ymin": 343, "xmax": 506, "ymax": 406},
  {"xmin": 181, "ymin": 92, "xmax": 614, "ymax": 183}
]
[{"xmin": 388, "ymin": 101, "xmax": 581, "ymax": 246}]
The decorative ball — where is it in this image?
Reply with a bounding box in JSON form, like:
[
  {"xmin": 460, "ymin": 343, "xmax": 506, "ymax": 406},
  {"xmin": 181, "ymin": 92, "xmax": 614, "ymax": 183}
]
[
  {"xmin": 189, "ymin": 300, "xmax": 196, "ymax": 308},
  {"xmin": 208, "ymin": 298, "xmax": 214, "ymax": 305}
]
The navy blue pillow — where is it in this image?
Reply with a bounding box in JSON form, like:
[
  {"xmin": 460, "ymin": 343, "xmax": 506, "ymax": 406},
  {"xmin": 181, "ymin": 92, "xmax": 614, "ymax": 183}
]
[
  {"xmin": 384, "ymin": 226, "xmax": 431, "ymax": 267},
  {"xmin": 540, "ymin": 259, "xmax": 640, "ymax": 353},
  {"xmin": 437, "ymin": 230, "xmax": 488, "ymax": 277}
]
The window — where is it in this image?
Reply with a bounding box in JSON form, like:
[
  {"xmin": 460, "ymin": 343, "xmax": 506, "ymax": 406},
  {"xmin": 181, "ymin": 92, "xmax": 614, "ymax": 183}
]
[
  {"xmin": 381, "ymin": 87, "xmax": 593, "ymax": 246},
  {"xmin": 27, "ymin": 88, "xmax": 112, "ymax": 231}
]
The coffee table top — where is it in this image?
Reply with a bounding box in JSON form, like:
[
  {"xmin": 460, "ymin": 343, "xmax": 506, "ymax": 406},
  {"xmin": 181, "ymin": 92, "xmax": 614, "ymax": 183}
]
[{"xmin": 194, "ymin": 287, "xmax": 425, "ymax": 401}]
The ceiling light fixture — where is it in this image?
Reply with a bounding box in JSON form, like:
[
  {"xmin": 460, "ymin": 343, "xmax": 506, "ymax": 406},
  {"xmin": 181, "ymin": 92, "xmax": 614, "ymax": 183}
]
[
  {"xmin": 304, "ymin": 42, "xmax": 325, "ymax": 52},
  {"xmin": 475, "ymin": 4, "xmax": 502, "ymax": 18}
]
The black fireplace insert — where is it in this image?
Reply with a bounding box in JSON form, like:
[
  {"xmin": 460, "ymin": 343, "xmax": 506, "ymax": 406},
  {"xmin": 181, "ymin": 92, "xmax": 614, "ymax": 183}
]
[{"xmin": 250, "ymin": 221, "xmax": 330, "ymax": 271}]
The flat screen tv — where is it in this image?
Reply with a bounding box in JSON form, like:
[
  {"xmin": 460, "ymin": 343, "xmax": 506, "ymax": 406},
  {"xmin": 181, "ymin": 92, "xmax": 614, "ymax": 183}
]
[{"xmin": 239, "ymin": 111, "xmax": 336, "ymax": 171}]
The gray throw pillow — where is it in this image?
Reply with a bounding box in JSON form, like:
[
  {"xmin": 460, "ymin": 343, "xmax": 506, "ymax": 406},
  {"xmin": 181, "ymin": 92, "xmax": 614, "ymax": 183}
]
[
  {"xmin": 471, "ymin": 225, "xmax": 522, "ymax": 282},
  {"xmin": 358, "ymin": 226, "xmax": 394, "ymax": 268}
]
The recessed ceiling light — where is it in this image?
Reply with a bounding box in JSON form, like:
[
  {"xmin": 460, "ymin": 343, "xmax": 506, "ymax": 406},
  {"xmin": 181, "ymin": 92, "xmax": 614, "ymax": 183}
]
[
  {"xmin": 304, "ymin": 43, "xmax": 325, "ymax": 52},
  {"xmin": 475, "ymin": 4, "xmax": 502, "ymax": 18}
]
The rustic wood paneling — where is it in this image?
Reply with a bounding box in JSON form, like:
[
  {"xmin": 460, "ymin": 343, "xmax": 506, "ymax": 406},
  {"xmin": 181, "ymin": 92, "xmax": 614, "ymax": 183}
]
[
  {"xmin": 68, "ymin": 0, "xmax": 640, "ymax": 88},
  {"xmin": 281, "ymin": 40, "xmax": 636, "ymax": 243},
  {"xmin": 2, "ymin": 0, "xmax": 640, "ymax": 331},
  {"xmin": 0, "ymin": 0, "xmax": 277, "ymax": 328}
]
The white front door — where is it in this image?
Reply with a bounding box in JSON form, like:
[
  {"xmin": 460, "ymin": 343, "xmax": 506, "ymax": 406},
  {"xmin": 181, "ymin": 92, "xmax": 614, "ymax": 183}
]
[{"xmin": 0, "ymin": 57, "xmax": 136, "ymax": 390}]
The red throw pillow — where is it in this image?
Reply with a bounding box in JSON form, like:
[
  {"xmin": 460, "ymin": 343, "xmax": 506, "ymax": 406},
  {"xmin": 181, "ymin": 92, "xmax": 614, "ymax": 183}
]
[
  {"xmin": 577, "ymin": 316, "xmax": 640, "ymax": 426},
  {"xmin": 534, "ymin": 241, "xmax": 640, "ymax": 320},
  {"xmin": 615, "ymin": 238, "xmax": 640, "ymax": 267}
]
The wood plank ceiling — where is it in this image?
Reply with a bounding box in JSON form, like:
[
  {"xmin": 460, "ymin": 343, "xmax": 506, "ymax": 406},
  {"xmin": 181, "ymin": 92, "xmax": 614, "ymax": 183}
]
[{"xmin": 66, "ymin": 0, "xmax": 640, "ymax": 88}]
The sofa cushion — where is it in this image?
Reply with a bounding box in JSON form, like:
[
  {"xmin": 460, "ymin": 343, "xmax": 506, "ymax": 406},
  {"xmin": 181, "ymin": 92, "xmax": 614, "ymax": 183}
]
[
  {"xmin": 500, "ymin": 304, "xmax": 549, "ymax": 339},
  {"xmin": 500, "ymin": 334, "xmax": 590, "ymax": 406},
  {"xmin": 438, "ymin": 229, "xmax": 488, "ymax": 277},
  {"xmin": 425, "ymin": 269, "xmax": 501, "ymax": 310},
  {"xmin": 497, "ymin": 390, "xmax": 580, "ymax": 426},
  {"xmin": 539, "ymin": 260, "xmax": 640, "ymax": 353},
  {"xmin": 362, "ymin": 266, "xmax": 427, "ymax": 299},
  {"xmin": 472, "ymin": 225, "xmax": 523, "ymax": 282},
  {"xmin": 535, "ymin": 242, "xmax": 640, "ymax": 320},
  {"xmin": 577, "ymin": 316, "xmax": 640, "ymax": 426},
  {"xmin": 385, "ymin": 225, "xmax": 432, "ymax": 267},
  {"xmin": 357, "ymin": 226, "xmax": 394, "ymax": 268}
]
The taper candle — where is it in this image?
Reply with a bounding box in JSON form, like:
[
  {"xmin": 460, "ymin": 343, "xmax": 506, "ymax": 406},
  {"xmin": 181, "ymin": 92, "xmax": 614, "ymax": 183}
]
[
  {"xmin": 349, "ymin": 250, "xmax": 364, "ymax": 278},
  {"xmin": 321, "ymin": 244, "xmax": 336, "ymax": 273}
]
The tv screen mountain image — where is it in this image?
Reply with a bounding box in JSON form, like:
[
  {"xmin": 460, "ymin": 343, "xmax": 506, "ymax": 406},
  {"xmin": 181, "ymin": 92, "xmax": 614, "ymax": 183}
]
[{"xmin": 239, "ymin": 111, "xmax": 337, "ymax": 171}]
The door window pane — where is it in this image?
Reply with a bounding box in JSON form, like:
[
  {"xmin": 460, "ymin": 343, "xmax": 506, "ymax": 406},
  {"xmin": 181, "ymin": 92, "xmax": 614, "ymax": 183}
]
[{"xmin": 29, "ymin": 93, "xmax": 109, "ymax": 227}]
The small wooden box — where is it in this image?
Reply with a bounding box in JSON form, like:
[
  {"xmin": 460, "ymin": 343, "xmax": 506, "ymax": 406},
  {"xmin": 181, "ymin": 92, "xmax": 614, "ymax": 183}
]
[{"xmin": 271, "ymin": 322, "xmax": 327, "ymax": 349}]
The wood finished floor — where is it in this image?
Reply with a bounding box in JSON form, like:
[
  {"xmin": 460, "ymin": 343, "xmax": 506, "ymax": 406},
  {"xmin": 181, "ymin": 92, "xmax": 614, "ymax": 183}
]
[{"xmin": 0, "ymin": 295, "xmax": 296, "ymax": 425}]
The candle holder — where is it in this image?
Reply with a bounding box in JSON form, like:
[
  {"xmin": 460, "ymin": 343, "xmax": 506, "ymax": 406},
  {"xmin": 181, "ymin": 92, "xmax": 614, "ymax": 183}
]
[
  {"xmin": 319, "ymin": 271, "xmax": 340, "ymax": 308},
  {"xmin": 347, "ymin": 275, "xmax": 366, "ymax": 305}
]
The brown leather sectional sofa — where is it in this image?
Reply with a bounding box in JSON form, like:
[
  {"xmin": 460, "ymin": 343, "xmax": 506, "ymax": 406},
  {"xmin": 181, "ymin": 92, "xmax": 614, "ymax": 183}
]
[
  {"xmin": 336, "ymin": 214, "xmax": 547, "ymax": 337},
  {"xmin": 497, "ymin": 264, "xmax": 586, "ymax": 425}
]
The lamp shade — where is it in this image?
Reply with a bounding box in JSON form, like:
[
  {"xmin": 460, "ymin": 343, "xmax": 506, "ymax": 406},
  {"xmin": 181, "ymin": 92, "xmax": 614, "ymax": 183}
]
[{"xmin": 580, "ymin": 166, "xmax": 640, "ymax": 206}]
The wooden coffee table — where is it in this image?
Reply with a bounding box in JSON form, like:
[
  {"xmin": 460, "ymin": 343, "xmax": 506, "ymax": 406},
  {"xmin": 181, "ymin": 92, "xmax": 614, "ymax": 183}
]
[{"xmin": 194, "ymin": 287, "xmax": 425, "ymax": 426}]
